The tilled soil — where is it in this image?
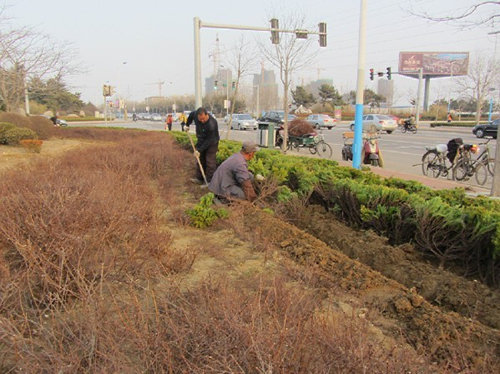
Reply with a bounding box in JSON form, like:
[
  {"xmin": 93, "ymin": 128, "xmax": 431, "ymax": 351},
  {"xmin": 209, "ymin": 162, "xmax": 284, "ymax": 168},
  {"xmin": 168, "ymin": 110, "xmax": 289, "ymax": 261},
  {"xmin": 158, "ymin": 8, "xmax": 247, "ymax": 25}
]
[
  {"xmin": 286, "ymin": 204, "xmax": 500, "ymax": 330},
  {"xmin": 228, "ymin": 207, "xmax": 500, "ymax": 370}
]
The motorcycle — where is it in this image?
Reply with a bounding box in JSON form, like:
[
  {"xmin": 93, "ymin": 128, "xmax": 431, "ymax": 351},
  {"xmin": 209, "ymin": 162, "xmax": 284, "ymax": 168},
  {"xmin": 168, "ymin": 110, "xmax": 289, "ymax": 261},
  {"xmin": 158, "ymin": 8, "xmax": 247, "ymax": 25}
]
[
  {"xmin": 341, "ymin": 132, "xmax": 383, "ymax": 167},
  {"xmin": 401, "ymin": 119, "xmax": 417, "ymax": 133},
  {"xmin": 362, "ymin": 135, "xmax": 384, "ymax": 167}
]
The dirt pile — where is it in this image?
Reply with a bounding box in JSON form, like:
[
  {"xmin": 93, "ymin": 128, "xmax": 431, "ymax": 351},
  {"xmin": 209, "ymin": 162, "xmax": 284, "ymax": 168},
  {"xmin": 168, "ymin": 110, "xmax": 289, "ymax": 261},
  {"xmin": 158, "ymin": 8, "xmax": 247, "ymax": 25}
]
[
  {"xmin": 288, "ymin": 204, "xmax": 500, "ymax": 330},
  {"xmin": 229, "ymin": 207, "xmax": 499, "ymax": 370}
]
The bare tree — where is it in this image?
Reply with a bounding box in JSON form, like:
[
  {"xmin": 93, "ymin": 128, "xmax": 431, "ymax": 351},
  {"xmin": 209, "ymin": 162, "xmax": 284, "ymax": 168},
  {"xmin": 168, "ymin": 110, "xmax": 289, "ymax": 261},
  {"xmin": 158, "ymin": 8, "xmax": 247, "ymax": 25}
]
[
  {"xmin": 224, "ymin": 36, "xmax": 256, "ymax": 140},
  {"xmin": 258, "ymin": 14, "xmax": 318, "ymax": 151},
  {"xmin": 0, "ymin": 13, "xmax": 77, "ymax": 113},
  {"xmin": 456, "ymin": 56, "xmax": 499, "ymax": 123},
  {"xmin": 408, "ymin": 1, "xmax": 500, "ymax": 30}
]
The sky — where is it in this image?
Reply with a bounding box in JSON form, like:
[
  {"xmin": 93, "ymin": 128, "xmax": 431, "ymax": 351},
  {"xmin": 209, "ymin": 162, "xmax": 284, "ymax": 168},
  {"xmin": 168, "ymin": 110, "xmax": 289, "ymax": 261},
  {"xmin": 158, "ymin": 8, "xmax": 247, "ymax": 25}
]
[{"xmin": 4, "ymin": 0, "xmax": 498, "ymax": 106}]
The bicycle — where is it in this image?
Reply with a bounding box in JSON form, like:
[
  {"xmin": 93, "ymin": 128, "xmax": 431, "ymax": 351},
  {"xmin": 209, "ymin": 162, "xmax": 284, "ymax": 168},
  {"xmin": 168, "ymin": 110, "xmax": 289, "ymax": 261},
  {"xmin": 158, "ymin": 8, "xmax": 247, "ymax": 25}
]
[
  {"xmin": 421, "ymin": 144, "xmax": 453, "ymax": 178},
  {"xmin": 452, "ymin": 144, "xmax": 489, "ymax": 185},
  {"xmin": 476, "ymin": 139, "xmax": 495, "ymax": 177}
]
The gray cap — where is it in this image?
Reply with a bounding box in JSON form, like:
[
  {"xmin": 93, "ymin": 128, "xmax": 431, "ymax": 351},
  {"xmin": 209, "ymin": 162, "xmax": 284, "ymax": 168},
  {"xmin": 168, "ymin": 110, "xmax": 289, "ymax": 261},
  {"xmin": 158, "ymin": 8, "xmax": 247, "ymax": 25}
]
[{"xmin": 241, "ymin": 140, "xmax": 258, "ymax": 153}]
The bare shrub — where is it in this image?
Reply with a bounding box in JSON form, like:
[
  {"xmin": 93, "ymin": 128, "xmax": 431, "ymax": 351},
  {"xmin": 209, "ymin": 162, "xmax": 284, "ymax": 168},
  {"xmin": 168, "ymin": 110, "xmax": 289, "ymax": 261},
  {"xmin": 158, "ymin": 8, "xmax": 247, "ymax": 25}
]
[
  {"xmin": 28, "ymin": 115, "xmax": 56, "ymax": 139},
  {"xmin": 0, "ymin": 113, "xmax": 56, "ymax": 140},
  {"xmin": 0, "ymin": 112, "xmax": 32, "ymax": 128},
  {"xmin": 0, "ymin": 133, "xmax": 187, "ymax": 316}
]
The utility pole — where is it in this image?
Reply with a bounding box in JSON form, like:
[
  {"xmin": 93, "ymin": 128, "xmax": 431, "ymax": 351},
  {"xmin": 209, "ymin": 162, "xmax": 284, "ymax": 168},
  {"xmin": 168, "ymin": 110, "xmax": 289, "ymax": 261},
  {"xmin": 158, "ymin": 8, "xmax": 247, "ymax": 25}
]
[
  {"xmin": 352, "ymin": 0, "xmax": 367, "ymax": 169},
  {"xmin": 415, "ymin": 68, "xmax": 423, "ymax": 126}
]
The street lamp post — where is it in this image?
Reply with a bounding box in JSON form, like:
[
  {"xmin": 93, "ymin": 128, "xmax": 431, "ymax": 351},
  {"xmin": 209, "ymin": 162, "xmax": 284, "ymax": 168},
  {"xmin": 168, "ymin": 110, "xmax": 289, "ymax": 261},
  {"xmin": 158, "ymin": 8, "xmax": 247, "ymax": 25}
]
[{"xmin": 220, "ymin": 65, "xmax": 229, "ymax": 116}]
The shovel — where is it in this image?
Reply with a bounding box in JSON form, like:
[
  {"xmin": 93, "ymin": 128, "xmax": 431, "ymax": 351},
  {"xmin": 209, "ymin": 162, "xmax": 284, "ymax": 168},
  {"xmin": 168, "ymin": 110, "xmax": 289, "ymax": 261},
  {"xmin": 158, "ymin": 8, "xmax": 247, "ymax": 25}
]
[{"xmin": 186, "ymin": 130, "xmax": 209, "ymax": 186}]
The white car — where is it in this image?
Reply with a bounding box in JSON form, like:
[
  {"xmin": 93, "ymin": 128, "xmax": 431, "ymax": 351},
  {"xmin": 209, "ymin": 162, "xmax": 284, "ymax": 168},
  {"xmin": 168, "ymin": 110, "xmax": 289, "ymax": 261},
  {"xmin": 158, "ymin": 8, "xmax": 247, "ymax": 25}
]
[
  {"xmin": 226, "ymin": 113, "xmax": 258, "ymax": 130},
  {"xmin": 350, "ymin": 114, "xmax": 398, "ymax": 134},
  {"xmin": 151, "ymin": 113, "xmax": 162, "ymax": 121}
]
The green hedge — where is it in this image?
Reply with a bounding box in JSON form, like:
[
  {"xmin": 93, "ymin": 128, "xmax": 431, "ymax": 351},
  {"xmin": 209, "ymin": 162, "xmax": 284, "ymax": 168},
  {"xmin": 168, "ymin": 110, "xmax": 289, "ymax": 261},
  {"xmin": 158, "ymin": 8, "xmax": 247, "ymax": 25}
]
[
  {"xmin": 1, "ymin": 127, "xmax": 37, "ymax": 145},
  {"xmin": 430, "ymin": 121, "xmax": 485, "ymax": 128},
  {"xmin": 61, "ymin": 116, "xmax": 109, "ymax": 122},
  {"xmin": 170, "ymin": 131, "xmax": 500, "ymax": 286},
  {"xmin": 0, "ymin": 122, "xmax": 17, "ymax": 144}
]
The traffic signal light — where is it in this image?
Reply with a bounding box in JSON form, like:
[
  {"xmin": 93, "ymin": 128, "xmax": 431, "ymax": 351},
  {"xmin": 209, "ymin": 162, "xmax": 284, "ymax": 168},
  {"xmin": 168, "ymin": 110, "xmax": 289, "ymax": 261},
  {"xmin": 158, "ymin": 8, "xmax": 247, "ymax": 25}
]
[
  {"xmin": 214, "ymin": 80, "xmax": 218, "ymax": 90},
  {"xmin": 386, "ymin": 67, "xmax": 392, "ymax": 80},
  {"xmin": 369, "ymin": 68, "xmax": 374, "ymax": 81},
  {"xmin": 103, "ymin": 84, "xmax": 111, "ymax": 97},
  {"xmin": 318, "ymin": 22, "xmax": 327, "ymax": 47},
  {"xmin": 270, "ymin": 18, "xmax": 279, "ymax": 44},
  {"xmin": 231, "ymin": 81, "xmax": 236, "ymax": 89}
]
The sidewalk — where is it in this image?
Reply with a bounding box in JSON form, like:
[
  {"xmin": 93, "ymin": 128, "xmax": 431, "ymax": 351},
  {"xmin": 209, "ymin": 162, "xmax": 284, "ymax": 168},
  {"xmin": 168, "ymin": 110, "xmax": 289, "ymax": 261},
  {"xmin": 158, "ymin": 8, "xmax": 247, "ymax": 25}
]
[{"xmin": 335, "ymin": 158, "xmax": 491, "ymax": 194}]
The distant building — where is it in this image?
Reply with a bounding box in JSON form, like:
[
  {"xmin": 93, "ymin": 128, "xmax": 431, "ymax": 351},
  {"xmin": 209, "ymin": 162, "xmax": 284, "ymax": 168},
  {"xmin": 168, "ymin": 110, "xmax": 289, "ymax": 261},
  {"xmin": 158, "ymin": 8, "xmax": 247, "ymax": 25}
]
[
  {"xmin": 252, "ymin": 68, "xmax": 279, "ymax": 114},
  {"xmin": 377, "ymin": 79, "xmax": 394, "ymax": 107}
]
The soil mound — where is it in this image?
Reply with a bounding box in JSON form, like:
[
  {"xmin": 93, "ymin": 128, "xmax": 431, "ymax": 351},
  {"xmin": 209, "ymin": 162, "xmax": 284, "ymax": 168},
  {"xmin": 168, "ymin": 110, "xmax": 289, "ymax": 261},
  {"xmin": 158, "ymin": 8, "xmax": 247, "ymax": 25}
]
[{"xmin": 288, "ymin": 205, "xmax": 500, "ymax": 330}]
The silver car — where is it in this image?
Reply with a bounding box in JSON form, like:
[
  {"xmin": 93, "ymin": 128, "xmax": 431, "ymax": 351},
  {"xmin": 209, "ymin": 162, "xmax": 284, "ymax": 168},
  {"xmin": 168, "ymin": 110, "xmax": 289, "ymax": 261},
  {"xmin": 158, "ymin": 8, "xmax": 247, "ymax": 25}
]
[
  {"xmin": 227, "ymin": 113, "xmax": 258, "ymax": 130},
  {"xmin": 350, "ymin": 114, "xmax": 397, "ymax": 134},
  {"xmin": 306, "ymin": 114, "xmax": 337, "ymax": 129}
]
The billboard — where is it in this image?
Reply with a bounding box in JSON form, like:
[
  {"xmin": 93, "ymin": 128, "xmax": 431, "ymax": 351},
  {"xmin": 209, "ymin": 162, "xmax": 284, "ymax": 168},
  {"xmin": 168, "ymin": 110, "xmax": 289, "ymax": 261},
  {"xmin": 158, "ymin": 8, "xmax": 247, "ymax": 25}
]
[{"xmin": 399, "ymin": 52, "xmax": 469, "ymax": 77}]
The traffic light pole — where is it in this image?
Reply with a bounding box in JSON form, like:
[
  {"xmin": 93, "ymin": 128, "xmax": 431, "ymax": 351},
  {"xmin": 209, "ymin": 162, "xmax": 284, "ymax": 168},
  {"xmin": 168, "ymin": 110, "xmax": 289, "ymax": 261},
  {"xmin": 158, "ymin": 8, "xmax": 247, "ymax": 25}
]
[
  {"xmin": 352, "ymin": 0, "xmax": 367, "ymax": 170},
  {"xmin": 193, "ymin": 17, "xmax": 326, "ymax": 108}
]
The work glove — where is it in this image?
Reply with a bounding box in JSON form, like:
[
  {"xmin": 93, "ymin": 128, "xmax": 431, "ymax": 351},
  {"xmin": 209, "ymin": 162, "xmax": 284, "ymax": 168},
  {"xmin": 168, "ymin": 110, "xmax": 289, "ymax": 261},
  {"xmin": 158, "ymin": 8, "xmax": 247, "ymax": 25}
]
[
  {"xmin": 194, "ymin": 150, "xmax": 200, "ymax": 158},
  {"xmin": 255, "ymin": 174, "xmax": 265, "ymax": 181}
]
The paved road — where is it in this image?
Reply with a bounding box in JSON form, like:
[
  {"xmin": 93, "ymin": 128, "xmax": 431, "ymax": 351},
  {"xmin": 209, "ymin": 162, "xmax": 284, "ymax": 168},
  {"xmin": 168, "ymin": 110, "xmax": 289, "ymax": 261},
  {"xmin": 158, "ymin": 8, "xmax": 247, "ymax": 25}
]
[{"xmin": 72, "ymin": 119, "xmax": 497, "ymax": 191}]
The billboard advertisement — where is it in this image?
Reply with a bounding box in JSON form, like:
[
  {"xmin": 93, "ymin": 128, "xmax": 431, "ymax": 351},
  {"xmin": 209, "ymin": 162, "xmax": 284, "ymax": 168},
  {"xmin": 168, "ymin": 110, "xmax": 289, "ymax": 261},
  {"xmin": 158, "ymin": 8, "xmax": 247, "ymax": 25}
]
[{"xmin": 399, "ymin": 52, "xmax": 469, "ymax": 77}]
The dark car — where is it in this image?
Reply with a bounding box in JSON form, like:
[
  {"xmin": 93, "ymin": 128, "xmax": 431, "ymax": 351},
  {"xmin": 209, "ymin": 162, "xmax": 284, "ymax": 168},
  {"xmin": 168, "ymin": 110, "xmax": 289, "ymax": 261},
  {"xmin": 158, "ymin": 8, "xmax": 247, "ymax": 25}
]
[
  {"xmin": 472, "ymin": 119, "xmax": 499, "ymax": 138},
  {"xmin": 258, "ymin": 110, "xmax": 296, "ymax": 124}
]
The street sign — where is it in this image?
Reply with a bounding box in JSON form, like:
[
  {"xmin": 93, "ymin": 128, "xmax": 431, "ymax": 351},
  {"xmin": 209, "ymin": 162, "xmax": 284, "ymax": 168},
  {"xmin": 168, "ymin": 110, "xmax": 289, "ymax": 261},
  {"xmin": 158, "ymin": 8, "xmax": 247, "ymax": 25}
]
[{"xmin": 224, "ymin": 100, "xmax": 231, "ymax": 109}]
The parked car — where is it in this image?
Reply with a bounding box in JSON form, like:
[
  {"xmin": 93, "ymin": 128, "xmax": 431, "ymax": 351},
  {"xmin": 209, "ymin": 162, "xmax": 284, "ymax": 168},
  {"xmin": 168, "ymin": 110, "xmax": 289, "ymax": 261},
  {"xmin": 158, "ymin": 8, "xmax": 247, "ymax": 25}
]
[
  {"xmin": 306, "ymin": 114, "xmax": 337, "ymax": 129},
  {"xmin": 152, "ymin": 113, "xmax": 163, "ymax": 121},
  {"xmin": 472, "ymin": 119, "xmax": 499, "ymax": 139},
  {"xmin": 258, "ymin": 110, "xmax": 296, "ymax": 124},
  {"xmin": 225, "ymin": 113, "xmax": 257, "ymax": 130},
  {"xmin": 349, "ymin": 114, "xmax": 397, "ymax": 134}
]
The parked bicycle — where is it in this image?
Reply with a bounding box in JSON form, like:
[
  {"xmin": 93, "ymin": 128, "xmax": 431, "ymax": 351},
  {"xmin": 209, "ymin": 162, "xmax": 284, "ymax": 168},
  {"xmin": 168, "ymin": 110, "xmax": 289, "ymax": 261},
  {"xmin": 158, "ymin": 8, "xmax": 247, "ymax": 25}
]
[
  {"xmin": 421, "ymin": 138, "xmax": 489, "ymax": 185},
  {"xmin": 421, "ymin": 143, "xmax": 452, "ymax": 178},
  {"xmin": 452, "ymin": 143, "xmax": 489, "ymax": 185},
  {"xmin": 476, "ymin": 139, "xmax": 495, "ymax": 177}
]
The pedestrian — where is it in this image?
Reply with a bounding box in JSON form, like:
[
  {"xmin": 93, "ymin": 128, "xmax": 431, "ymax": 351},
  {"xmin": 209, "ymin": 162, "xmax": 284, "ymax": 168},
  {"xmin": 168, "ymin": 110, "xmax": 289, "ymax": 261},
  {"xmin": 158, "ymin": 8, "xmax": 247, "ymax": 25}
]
[
  {"xmin": 208, "ymin": 141, "xmax": 260, "ymax": 202},
  {"xmin": 447, "ymin": 112, "xmax": 452, "ymax": 123},
  {"xmin": 178, "ymin": 112, "xmax": 187, "ymax": 131},
  {"xmin": 166, "ymin": 114, "xmax": 173, "ymax": 131},
  {"xmin": 50, "ymin": 115, "xmax": 58, "ymax": 126},
  {"xmin": 186, "ymin": 107, "xmax": 220, "ymax": 183}
]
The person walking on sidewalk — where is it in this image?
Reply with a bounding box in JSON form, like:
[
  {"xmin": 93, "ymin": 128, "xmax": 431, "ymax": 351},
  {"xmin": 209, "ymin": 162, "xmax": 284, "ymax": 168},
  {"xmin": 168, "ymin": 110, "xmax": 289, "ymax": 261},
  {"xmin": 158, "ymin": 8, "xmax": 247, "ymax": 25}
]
[
  {"xmin": 186, "ymin": 107, "xmax": 220, "ymax": 183},
  {"xmin": 166, "ymin": 114, "xmax": 173, "ymax": 131},
  {"xmin": 208, "ymin": 141, "xmax": 259, "ymax": 202},
  {"xmin": 447, "ymin": 112, "xmax": 452, "ymax": 123}
]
